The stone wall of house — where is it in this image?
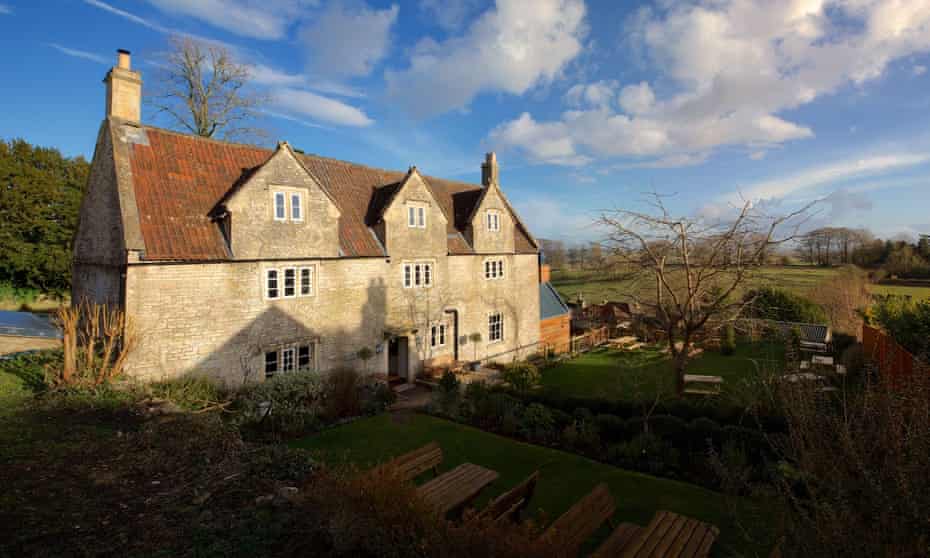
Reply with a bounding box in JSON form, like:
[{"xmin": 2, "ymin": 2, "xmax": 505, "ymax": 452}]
[
  {"xmin": 72, "ymin": 122, "xmax": 127, "ymax": 308},
  {"xmin": 468, "ymin": 186, "xmax": 515, "ymax": 254},
  {"xmin": 123, "ymin": 252, "xmax": 540, "ymax": 385}
]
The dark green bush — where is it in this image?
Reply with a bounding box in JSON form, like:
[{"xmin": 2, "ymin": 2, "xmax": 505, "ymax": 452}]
[
  {"xmin": 607, "ymin": 433, "xmax": 680, "ymax": 475},
  {"xmin": 648, "ymin": 414, "xmax": 689, "ymax": 445},
  {"xmin": 500, "ymin": 362, "xmax": 541, "ymax": 393},
  {"xmin": 520, "ymin": 403, "xmax": 556, "ymax": 443},
  {"xmin": 434, "ymin": 370, "xmax": 462, "ymax": 416},
  {"xmin": 324, "ymin": 368, "xmax": 361, "ymax": 419},
  {"xmin": 744, "ymin": 287, "xmax": 827, "ymax": 324},
  {"xmin": 721, "ymin": 324, "xmax": 737, "ymax": 356},
  {"xmin": 232, "ymin": 373, "xmax": 325, "ymax": 438},
  {"xmin": 595, "ymin": 414, "xmax": 626, "ymax": 443},
  {"xmin": 689, "ymin": 417, "xmax": 723, "ymax": 450},
  {"xmin": 150, "ymin": 376, "xmax": 222, "ymax": 411}
]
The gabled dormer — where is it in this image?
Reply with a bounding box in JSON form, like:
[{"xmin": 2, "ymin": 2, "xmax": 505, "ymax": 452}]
[
  {"xmin": 370, "ymin": 167, "xmax": 450, "ymax": 259},
  {"xmin": 466, "ymin": 153, "xmax": 516, "ymax": 254},
  {"xmin": 211, "ymin": 142, "xmax": 341, "ymax": 259}
]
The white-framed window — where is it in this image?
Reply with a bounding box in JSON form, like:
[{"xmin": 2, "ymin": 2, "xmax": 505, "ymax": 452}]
[
  {"xmin": 265, "ymin": 342, "xmax": 317, "ymax": 378},
  {"xmin": 489, "ymin": 312, "xmax": 503, "ymax": 343},
  {"xmin": 484, "ymin": 258, "xmax": 505, "ymax": 280},
  {"xmin": 487, "ymin": 210, "xmax": 501, "ymax": 232},
  {"xmin": 264, "ymin": 265, "xmax": 316, "ymax": 299},
  {"xmin": 283, "ymin": 267, "xmax": 297, "ymax": 298},
  {"xmin": 266, "ymin": 269, "xmax": 280, "ymax": 299},
  {"xmin": 274, "ymin": 192, "xmax": 287, "ymax": 221},
  {"xmin": 430, "ymin": 323, "xmax": 446, "ymax": 348},
  {"xmin": 290, "ymin": 192, "xmax": 303, "ymax": 222},
  {"xmin": 402, "ymin": 261, "xmax": 433, "ymax": 288},
  {"xmin": 407, "ymin": 203, "xmax": 427, "ymax": 228},
  {"xmin": 300, "ymin": 267, "xmax": 313, "ymax": 296},
  {"xmin": 272, "ymin": 189, "xmax": 304, "ymax": 223}
]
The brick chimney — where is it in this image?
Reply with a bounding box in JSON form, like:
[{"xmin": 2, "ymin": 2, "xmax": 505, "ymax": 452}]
[
  {"xmin": 104, "ymin": 49, "xmax": 142, "ymax": 122},
  {"xmin": 481, "ymin": 152, "xmax": 499, "ymax": 188},
  {"xmin": 540, "ymin": 263, "xmax": 551, "ymax": 284}
]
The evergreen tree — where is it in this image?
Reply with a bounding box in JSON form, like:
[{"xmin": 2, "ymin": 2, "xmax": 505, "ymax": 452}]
[{"xmin": 0, "ymin": 138, "xmax": 89, "ymax": 294}]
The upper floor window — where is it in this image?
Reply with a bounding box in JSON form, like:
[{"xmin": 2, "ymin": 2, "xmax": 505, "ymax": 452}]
[
  {"xmin": 407, "ymin": 204, "xmax": 427, "ymax": 228},
  {"xmin": 484, "ymin": 258, "xmax": 504, "ymax": 280},
  {"xmin": 486, "ymin": 210, "xmax": 501, "ymax": 232},
  {"xmin": 488, "ymin": 312, "xmax": 504, "ymax": 343},
  {"xmin": 265, "ymin": 265, "xmax": 316, "ymax": 299},
  {"xmin": 403, "ymin": 261, "xmax": 433, "ymax": 288},
  {"xmin": 272, "ymin": 190, "xmax": 304, "ymax": 223},
  {"xmin": 290, "ymin": 193, "xmax": 303, "ymax": 221}
]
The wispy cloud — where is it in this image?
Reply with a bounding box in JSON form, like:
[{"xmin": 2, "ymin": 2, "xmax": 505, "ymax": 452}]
[
  {"xmin": 46, "ymin": 43, "xmax": 109, "ymax": 65},
  {"xmin": 730, "ymin": 153, "xmax": 930, "ymax": 203},
  {"xmin": 0, "ymin": 4, "xmax": 12, "ymax": 15},
  {"xmin": 84, "ymin": 0, "xmax": 172, "ymax": 34},
  {"xmin": 272, "ymin": 88, "xmax": 374, "ymax": 128},
  {"xmin": 261, "ymin": 109, "xmax": 330, "ymax": 130}
]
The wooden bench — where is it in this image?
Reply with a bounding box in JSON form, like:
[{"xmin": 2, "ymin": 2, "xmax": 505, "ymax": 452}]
[
  {"xmin": 417, "ymin": 463, "xmax": 499, "ymax": 517},
  {"xmin": 540, "ymin": 483, "xmax": 616, "ymax": 556},
  {"xmin": 375, "ymin": 442, "xmax": 442, "ymax": 482},
  {"xmin": 474, "ymin": 471, "xmax": 539, "ymax": 523},
  {"xmin": 620, "ymin": 510, "xmax": 719, "ymax": 558},
  {"xmin": 683, "ymin": 374, "xmax": 723, "ymax": 396}
]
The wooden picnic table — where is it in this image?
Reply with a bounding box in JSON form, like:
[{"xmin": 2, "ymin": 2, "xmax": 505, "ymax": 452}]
[
  {"xmin": 417, "ymin": 463, "xmax": 499, "ymax": 516},
  {"xmin": 683, "ymin": 374, "xmax": 723, "ymax": 395},
  {"xmin": 620, "ymin": 510, "xmax": 719, "ymax": 558}
]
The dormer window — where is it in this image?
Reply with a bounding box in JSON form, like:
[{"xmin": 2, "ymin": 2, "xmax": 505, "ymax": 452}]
[
  {"xmin": 290, "ymin": 193, "xmax": 303, "ymax": 221},
  {"xmin": 407, "ymin": 203, "xmax": 427, "ymax": 228},
  {"xmin": 272, "ymin": 189, "xmax": 304, "ymax": 223},
  {"xmin": 274, "ymin": 192, "xmax": 286, "ymax": 221},
  {"xmin": 487, "ymin": 210, "xmax": 501, "ymax": 232}
]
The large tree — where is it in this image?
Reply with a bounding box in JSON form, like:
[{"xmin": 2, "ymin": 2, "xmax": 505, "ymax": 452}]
[
  {"xmin": 598, "ymin": 195, "xmax": 813, "ymax": 395},
  {"xmin": 149, "ymin": 36, "xmax": 266, "ymax": 141},
  {"xmin": 0, "ymin": 139, "xmax": 88, "ymax": 294}
]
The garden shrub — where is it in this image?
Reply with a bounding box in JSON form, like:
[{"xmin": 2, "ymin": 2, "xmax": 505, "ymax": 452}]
[
  {"xmin": 689, "ymin": 417, "xmax": 723, "ymax": 450},
  {"xmin": 607, "ymin": 433, "xmax": 680, "ymax": 475},
  {"xmin": 433, "ymin": 370, "xmax": 462, "ymax": 417},
  {"xmin": 362, "ymin": 380, "xmax": 396, "ymax": 414},
  {"xmin": 744, "ymin": 287, "xmax": 827, "ymax": 324},
  {"xmin": 721, "ymin": 425, "xmax": 770, "ymax": 466},
  {"xmin": 648, "ymin": 414, "xmax": 689, "ymax": 446},
  {"xmin": 0, "ymin": 349, "xmax": 59, "ymax": 393},
  {"xmin": 150, "ymin": 376, "xmax": 223, "ymax": 411},
  {"xmin": 721, "ymin": 323, "xmax": 737, "ymax": 356},
  {"xmin": 500, "ymin": 361, "xmax": 540, "ymax": 393},
  {"xmin": 520, "ymin": 403, "xmax": 556, "ymax": 443},
  {"xmin": 232, "ymin": 373, "xmax": 325, "ymax": 438},
  {"xmin": 595, "ymin": 414, "xmax": 626, "ymax": 443},
  {"xmin": 324, "ymin": 368, "xmax": 361, "ymax": 419}
]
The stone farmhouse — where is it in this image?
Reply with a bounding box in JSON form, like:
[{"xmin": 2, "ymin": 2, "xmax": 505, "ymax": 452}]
[{"xmin": 72, "ymin": 50, "xmax": 569, "ymax": 386}]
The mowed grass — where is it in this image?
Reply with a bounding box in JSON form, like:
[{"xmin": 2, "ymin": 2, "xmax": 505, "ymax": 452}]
[
  {"xmin": 540, "ymin": 342, "xmax": 784, "ymax": 403},
  {"xmin": 552, "ymin": 265, "xmax": 930, "ymax": 303},
  {"xmin": 295, "ymin": 413, "xmax": 773, "ymax": 557}
]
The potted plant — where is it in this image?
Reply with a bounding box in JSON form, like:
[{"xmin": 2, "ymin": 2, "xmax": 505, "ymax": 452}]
[{"xmin": 468, "ymin": 332, "xmax": 482, "ymax": 370}]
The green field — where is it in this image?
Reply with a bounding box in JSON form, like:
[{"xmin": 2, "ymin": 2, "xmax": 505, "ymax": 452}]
[
  {"xmin": 295, "ymin": 413, "xmax": 772, "ymax": 557},
  {"xmin": 540, "ymin": 342, "xmax": 782, "ymax": 404},
  {"xmin": 552, "ymin": 266, "xmax": 930, "ymax": 304}
]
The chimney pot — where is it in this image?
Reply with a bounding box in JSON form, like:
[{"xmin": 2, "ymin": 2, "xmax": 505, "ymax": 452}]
[{"xmin": 117, "ymin": 49, "xmax": 131, "ymax": 70}]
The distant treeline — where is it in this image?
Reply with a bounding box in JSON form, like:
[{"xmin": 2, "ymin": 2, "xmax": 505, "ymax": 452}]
[{"xmin": 796, "ymin": 227, "xmax": 930, "ymax": 278}]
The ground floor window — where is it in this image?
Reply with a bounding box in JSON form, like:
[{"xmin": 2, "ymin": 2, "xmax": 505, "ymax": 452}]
[
  {"xmin": 264, "ymin": 342, "xmax": 317, "ymax": 378},
  {"xmin": 430, "ymin": 323, "xmax": 446, "ymax": 348},
  {"xmin": 488, "ymin": 312, "xmax": 503, "ymax": 343}
]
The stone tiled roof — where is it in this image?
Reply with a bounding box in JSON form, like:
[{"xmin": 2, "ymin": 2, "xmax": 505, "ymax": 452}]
[{"xmin": 123, "ymin": 125, "xmax": 537, "ymax": 261}]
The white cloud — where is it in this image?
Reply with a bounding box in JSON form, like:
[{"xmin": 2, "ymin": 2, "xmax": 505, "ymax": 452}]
[
  {"xmin": 300, "ymin": 2, "xmax": 399, "ymax": 78},
  {"xmin": 46, "ymin": 43, "xmax": 108, "ymax": 65},
  {"xmin": 914, "ymin": 64, "xmax": 927, "ymax": 76},
  {"xmin": 272, "ymin": 87, "xmax": 374, "ymax": 127},
  {"xmin": 248, "ymin": 63, "xmax": 367, "ymax": 98},
  {"xmin": 733, "ymin": 152, "xmax": 930, "ymax": 202},
  {"xmin": 489, "ymin": 113, "xmax": 590, "ymax": 166},
  {"xmin": 565, "ymin": 80, "xmax": 617, "ymax": 109},
  {"xmin": 749, "ymin": 150, "xmax": 767, "ymax": 160},
  {"xmin": 386, "ymin": 0, "xmax": 587, "ymax": 117},
  {"xmin": 145, "ymin": 0, "xmax": 313, "ymax": 40},
  {"xmin": 492, "ymin": 0, "xmax": 930, "ymax": 166},
  {"xmin": 419, "ymin": 0, "xmax": 480, "ymax": 31},
  {"xmin": 512, "ymin": 198, "xmax": 601, "ymax": 243},
  {"xmin": 0, "ymin": 4, "xmax": 12, "ymax": 14}
]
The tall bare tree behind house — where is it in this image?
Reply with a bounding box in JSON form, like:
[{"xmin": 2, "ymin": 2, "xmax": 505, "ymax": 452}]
[
  {"xmin": 149, "ymin": 36, "xmax": 266, "ymax": 141},
  {"xmin": 598, "ymin": 194, "xmax": 815, "ymax": 395}
]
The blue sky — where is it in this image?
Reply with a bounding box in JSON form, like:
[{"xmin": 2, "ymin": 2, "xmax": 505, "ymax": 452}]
[{"xmin": 1, "ymin": 0, "xmax": 930, "ymax": 243}]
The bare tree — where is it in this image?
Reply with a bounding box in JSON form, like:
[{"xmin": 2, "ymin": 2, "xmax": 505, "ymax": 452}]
[
  {"xmin": 149, "ymin": 36, "xmax": 266, "ymax": 141},
  {"xmin": 598, "ymin": 194, "xmax": 814, "ymax": 395}
]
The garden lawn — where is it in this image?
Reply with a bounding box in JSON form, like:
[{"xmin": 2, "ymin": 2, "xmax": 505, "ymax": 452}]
[
  {"xmin": 295, "ymin": 413, "xmax": 773, "ymax": 557},
  {"xmin": 539, "ymin": 342, "xmax": 784, "ymax": 403}
]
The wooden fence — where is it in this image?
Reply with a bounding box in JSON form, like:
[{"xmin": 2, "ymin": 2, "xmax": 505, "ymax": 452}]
[
  {"xmin": 862, "ymin": 324, "xmax": 921, "ymax": 382},
  {"xmin": 569, "ymin": 326, "xmax": 609, "ymax": 354}
]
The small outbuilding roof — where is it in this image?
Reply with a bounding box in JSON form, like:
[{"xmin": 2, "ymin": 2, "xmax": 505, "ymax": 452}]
[{"xmin": 540, "ymin": 282, "xmax": 570, "ymax": 320}]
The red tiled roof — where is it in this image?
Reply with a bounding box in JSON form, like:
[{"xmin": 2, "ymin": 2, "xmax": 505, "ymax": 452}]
[{"xmin": 126, "ymin": 126, "xmax": 537, "ymax": 261}]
